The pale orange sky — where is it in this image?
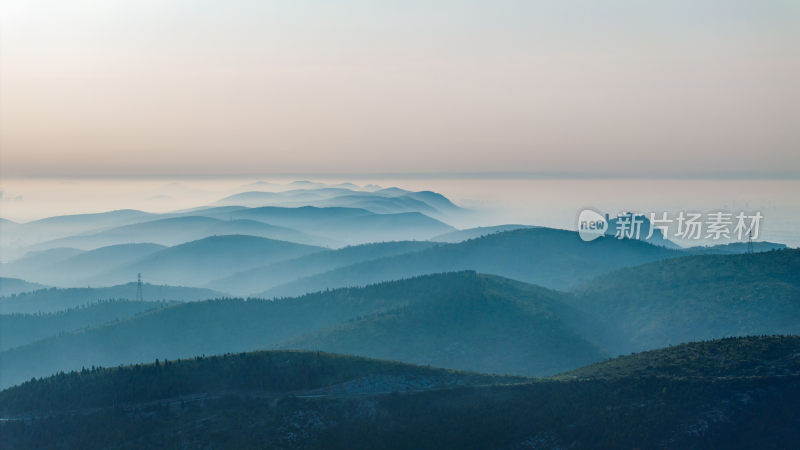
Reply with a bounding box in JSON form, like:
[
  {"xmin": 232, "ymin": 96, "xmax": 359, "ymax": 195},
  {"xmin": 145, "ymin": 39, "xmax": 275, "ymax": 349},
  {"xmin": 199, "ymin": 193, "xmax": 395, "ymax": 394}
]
[{"xmin": 1, "ymin": 0, "xmax": 798, "ymax": 177}]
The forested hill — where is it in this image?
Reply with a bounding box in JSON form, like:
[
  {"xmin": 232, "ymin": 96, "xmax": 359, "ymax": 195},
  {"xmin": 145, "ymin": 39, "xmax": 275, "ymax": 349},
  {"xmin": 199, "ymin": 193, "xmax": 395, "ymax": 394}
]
[
  {"xmin": 0, "ymin": 283, "xmax": 224, "ymax": 314},
  {"xmin": 567, "ymin": 248, "xmax": 800, "ymax": 354},
  {"xmin": 277, "ymin": 273, "xmax": 602, "ymax": 375},
  {"xmin": 2, "ymin": 337, "xmax": 799, "ymax": 449},
  {"xmin": 558, "ymin": 335, "xmax": 800, "ymax": 380},
  {"xmin": 0, "ymin": 351, "xmax": 520, "ymax": 415}
]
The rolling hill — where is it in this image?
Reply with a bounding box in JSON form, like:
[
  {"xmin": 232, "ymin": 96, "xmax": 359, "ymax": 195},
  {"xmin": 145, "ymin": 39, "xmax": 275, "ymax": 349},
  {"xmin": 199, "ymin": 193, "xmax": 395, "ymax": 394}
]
[
  {"xmin": 208, "ymin": 240, "xmax": 440, "ymax": 296},
  {"xmin": 568, "ymin": 248, "xmax": 800, "ymax": 354},
  {"xmin": 259, "ymin": 227, "xmax": 682, "ymax": 298},
  {"xmin": 277, "ymin": 272, "xmax": 603, "ymax": 376},
  {"xmin": 0, "ymin": 283, "xmax": 223, "ymax": 314}
]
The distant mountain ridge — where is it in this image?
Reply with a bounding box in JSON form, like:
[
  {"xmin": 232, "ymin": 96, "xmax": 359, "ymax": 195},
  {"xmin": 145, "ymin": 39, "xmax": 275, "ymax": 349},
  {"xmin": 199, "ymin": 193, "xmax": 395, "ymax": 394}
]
[
  {"xmin": 93, "ymin": 234, "xmax": 325, "ymax": 287},
  {"xmin": 259, "ymin": 227, "xmax": 682, "ymax": 297},
  {"xmin": 29, "ymin": 215, "xmax": 331, "ymax": 250},
  {"xmin": 431, "ymin": 224, "xmax": 536, "ymax": 243},
  {"xmin": 208, "ymin": 241, "xmax": 441, "ymax": 296},
  {"xmin": 214, "ymin": 186, "xmax": 462, "ymax": 218}
]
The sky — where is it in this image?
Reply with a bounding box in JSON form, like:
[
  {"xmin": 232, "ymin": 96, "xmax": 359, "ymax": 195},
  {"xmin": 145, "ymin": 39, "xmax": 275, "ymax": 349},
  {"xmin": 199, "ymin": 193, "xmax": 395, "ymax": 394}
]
[{"xmin": 1, "ymin": 0, "xmax": 798, "ymax": 178}]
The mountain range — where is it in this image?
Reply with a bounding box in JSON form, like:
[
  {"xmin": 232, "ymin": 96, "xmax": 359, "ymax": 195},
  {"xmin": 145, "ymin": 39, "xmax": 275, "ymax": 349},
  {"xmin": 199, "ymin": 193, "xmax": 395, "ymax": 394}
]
[
  {"xmin": 260, "ymin": 227, "xmax": 681, "ymax": 297},
  {"xmin": 3, "ymin": 249, "xmax": 798, "ymax": 388}
]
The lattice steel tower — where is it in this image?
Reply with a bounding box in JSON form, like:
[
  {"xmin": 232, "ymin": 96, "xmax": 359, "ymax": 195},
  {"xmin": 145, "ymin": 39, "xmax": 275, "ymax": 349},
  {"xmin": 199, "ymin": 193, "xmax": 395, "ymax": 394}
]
[{"xmin": 136, "ymin": 273, "xmax": 143, "ymax": 301}]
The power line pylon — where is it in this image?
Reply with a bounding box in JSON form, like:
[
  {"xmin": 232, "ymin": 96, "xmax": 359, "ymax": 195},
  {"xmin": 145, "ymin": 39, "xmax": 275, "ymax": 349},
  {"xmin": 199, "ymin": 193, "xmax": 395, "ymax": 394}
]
[{"xmin": 136, "ymin": 273, "xmax": 144, "ymax": 301}]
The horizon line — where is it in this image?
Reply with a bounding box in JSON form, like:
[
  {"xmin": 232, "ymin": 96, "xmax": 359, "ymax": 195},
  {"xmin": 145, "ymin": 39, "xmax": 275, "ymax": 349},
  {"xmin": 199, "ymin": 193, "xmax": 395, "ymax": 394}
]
[{"xmin": 3, "ymin": 171, "xmax": 800, "ymax": 181}]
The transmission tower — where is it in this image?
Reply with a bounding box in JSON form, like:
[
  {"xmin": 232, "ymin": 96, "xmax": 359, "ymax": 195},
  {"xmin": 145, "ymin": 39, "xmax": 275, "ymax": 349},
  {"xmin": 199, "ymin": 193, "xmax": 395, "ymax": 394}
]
[
  {"xmin": 136, "ymin": 273, "xmax": 144, "ymax": 301},
  {"xmin": 747, "ymin": 230, "xmax": 754, "ymax": 255}
]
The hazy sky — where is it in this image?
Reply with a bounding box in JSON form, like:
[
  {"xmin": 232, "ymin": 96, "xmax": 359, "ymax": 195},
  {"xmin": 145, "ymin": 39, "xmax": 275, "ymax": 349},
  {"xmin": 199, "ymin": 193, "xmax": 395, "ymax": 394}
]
[{"xmin": 1, "ymin": 0, "xmax": 798, "ymax": 177}]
